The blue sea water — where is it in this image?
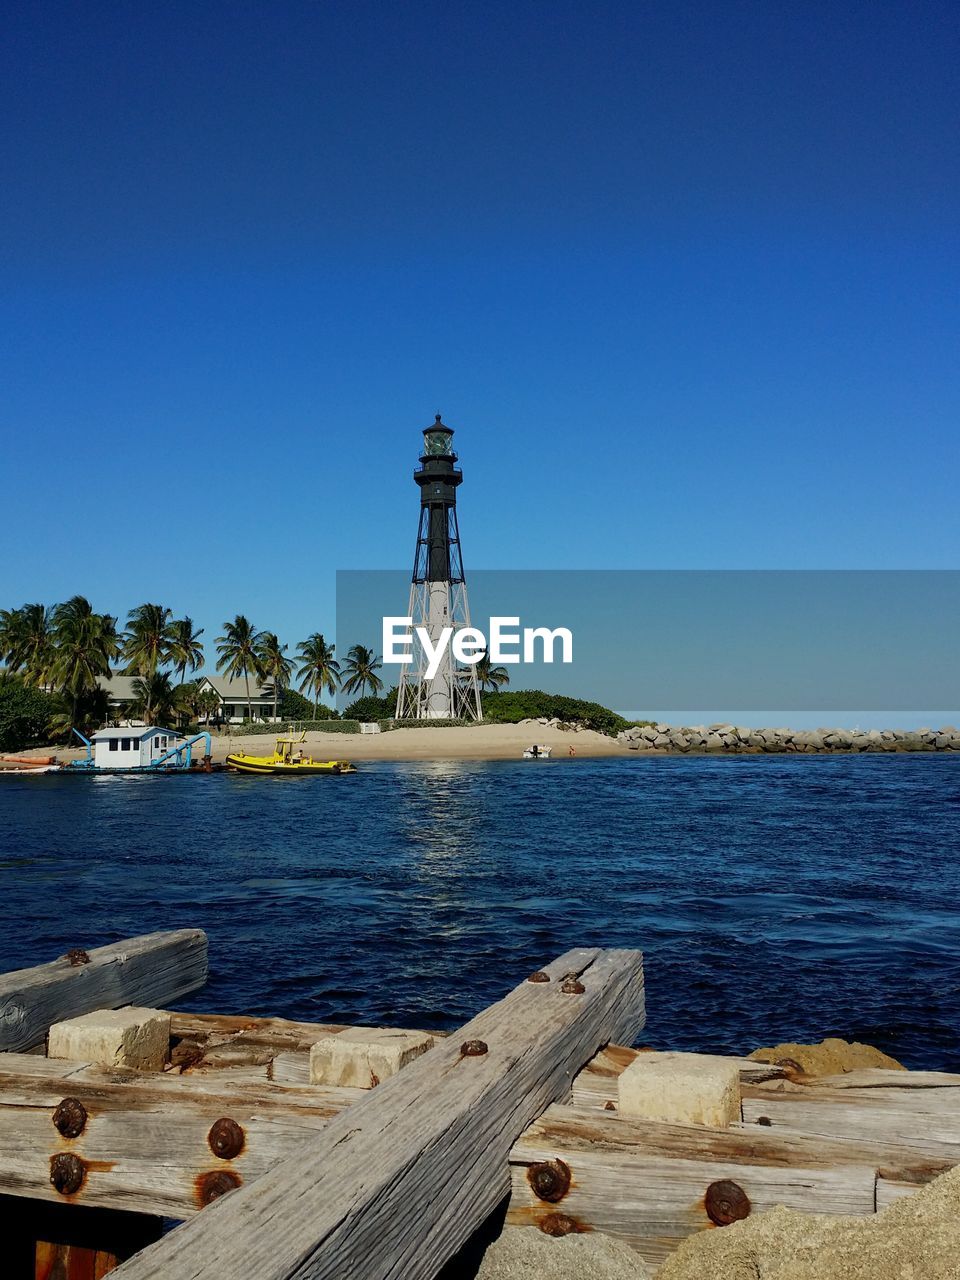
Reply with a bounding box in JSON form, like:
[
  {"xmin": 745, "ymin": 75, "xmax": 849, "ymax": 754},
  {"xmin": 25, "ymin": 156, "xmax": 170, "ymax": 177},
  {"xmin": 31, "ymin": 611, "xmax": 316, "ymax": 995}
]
[{"xmin": 1, "ymin": 755, "xmax": 958, "ymax": 1068}]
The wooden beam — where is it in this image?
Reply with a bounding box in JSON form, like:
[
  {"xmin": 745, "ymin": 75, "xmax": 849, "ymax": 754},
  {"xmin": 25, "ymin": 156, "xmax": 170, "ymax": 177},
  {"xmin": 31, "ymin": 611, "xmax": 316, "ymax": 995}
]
[
  {"xmin": 507, "ymin": 1103, "xmax": 953, "ymax": 1268},
  {"xmin": 0, "ymin": 932, "xmax": 208, "ymax": 1054},
  {"xmin": 0, "ymin": 1055, "xmax": 364, "ymax": 1219},
  {"xmin": 111, "ymin": 947, "xmax": 645, "ymax": 1280},
  {"xmin": 740, "ymin": 1083, "xmax": 960, "ymax": 1157}
]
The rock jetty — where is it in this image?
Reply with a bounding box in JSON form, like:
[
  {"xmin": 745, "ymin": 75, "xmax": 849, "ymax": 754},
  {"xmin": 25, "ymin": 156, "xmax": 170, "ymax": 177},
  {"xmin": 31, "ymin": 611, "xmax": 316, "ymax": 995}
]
[{"xmin": 618, "ymin": 723, "xmax": 960, "ymax": 753}]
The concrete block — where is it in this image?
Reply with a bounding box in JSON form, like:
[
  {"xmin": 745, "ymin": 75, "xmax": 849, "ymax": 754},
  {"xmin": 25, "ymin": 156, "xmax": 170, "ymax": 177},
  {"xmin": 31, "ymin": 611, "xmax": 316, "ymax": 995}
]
[
  {"xmin": 310, "ymin": 1027, "xmax": 434, "ymax": 1088},
  {"xmin": 618, "ymin": 1052, "xmax": 741, "ymax": 1127},
  {"xmin": 48, "ymin": 1006, "xmax": 171, "ymax": 1071}
]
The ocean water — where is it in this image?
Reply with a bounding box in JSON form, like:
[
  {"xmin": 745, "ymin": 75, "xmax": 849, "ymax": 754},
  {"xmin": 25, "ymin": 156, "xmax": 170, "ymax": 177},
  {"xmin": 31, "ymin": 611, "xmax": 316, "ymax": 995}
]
[{"xmin": 1, "ymin": 755, "xmax": 958, "ymax": 1068}]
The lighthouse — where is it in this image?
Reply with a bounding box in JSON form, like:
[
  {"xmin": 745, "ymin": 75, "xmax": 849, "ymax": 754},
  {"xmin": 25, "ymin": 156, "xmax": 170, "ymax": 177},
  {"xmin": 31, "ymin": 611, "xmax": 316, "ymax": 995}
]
[{"xmin": 395, "ymin": 414, "xmax": 483, "ymax": 721}]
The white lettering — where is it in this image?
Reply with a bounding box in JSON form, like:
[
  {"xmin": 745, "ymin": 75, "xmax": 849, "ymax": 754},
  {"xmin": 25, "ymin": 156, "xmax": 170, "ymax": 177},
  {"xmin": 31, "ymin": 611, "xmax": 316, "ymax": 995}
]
[
  {"xmin": 417, "ymin": 626, "xmax": 453, "ymax": 680},
  {"xmin": 383, "ymin": 617, "xmax": 413, "ymax": 664},
  {"xmin": 489, "ymin": 616, "xmax": 521, "ymax": 663},
  {"xmin": 452, "ymin": 627, "xmax": 486, "ymax": 664},
  {"xmin": 523, "ymin": 626, "xmax": 573, "ymax": 664}
]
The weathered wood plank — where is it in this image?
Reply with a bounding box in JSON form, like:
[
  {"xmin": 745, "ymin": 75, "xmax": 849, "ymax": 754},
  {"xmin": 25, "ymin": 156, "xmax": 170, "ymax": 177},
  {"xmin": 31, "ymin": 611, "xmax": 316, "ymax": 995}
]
[
  {"xmin": 0, "ymin": 1057, "xmax": 365, "ymax": 1217},
  {"xmin": 0, "ymin": 931, "xmax": 208, "ymax": 1053},
  {"xmin": 804, "ymin": 1069, "xmax": 960, "ymax": 1091},
  {"xmin": 570, "ymin": 1043, "xmax": 784, "ymax": 1109},
  {"xmin": 112, "ymin": 947, "xmax": 645, "ymax": 1280},
  {"xmin": 508, "ymin": 1104, "xmax": 882, "ymax": 1267},
  {"xmin": 740, "ymin": 1088, "xmax": 960, "ymax": 1157}
]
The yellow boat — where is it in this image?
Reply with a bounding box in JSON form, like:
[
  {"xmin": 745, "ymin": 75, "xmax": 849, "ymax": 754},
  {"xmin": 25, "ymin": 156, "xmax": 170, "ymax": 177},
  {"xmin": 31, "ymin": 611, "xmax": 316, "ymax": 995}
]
[{"xmin": 226, "ymin": 734, "xmax": 357, "ymax": 776}]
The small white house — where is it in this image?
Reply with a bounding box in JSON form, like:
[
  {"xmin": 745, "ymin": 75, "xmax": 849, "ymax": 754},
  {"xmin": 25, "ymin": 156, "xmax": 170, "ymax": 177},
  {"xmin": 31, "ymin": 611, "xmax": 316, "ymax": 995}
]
[{"xmin": 91, "ymin": 727, "xmax": 178, "ymax": 770}]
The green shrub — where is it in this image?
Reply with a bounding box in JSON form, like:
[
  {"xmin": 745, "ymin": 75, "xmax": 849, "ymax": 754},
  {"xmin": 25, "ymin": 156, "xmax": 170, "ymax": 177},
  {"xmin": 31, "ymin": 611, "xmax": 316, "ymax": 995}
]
[
  {"xmin": 480, "ymin": 690, "xmax": 629, "ymax": 736},
  {"xmin": 343, "ymin": 688, "xmax": 398, "ymax": 721},
  {"xmin": 227, "ymin": 719, "xmax": 361, "ymax": 735},
  {"xmin": 0, "ymin": 679, "xmax": 59, "ymax": 751},
  {"xmin": 280, "ymin": 689, "xmax": 337, "ymax": 720},
  {"xmin": 380, "ymin": 717, "xmax": 475, "ymax": 730}
]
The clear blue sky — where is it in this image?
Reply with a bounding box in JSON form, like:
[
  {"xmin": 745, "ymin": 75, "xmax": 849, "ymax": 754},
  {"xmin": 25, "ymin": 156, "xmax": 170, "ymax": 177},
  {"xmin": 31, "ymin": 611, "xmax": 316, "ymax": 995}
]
[{"xmin": 1, "ymin": 0, "xmax": 957, "ymax": 666}]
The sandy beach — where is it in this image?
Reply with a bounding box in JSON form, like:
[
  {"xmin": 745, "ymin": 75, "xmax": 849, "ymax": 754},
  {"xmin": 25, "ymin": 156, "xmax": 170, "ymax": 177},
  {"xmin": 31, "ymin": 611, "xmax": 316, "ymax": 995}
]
[
  {"xmin": 10, "ymin": 723, "xmax": 631, "ymax": 766},
  {"xmin": 198, "ymin": 723, "xmax": 629, "ymax": 763}
]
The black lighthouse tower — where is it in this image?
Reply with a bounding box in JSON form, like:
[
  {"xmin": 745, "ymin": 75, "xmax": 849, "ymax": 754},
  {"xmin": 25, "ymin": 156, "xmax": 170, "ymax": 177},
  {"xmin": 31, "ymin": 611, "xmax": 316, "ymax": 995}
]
[{"xmin": 395, "ymin": 415, "xmax": 483, "ymax": 721}]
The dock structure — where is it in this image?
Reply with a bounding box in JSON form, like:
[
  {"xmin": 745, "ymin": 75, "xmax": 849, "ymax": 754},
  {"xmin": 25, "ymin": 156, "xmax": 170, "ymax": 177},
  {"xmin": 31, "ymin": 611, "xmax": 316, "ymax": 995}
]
[{"xmin": 0, "ymin": 933, "xmax": 956, "ymax": 1278}]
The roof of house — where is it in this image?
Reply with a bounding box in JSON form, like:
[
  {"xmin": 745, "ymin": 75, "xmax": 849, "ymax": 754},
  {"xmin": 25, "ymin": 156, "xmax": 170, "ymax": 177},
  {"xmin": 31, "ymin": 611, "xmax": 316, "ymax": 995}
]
[
  {"xmin": 98, "ymin": 673, "xmax": 139, "ymax": 701},
  {"xmin": 197, "ymin": 675, "xmax": 275, "ymax": 700},
  {"xmin": 91, "ymin": 726, "xmax": 176, "ymax": 740}
]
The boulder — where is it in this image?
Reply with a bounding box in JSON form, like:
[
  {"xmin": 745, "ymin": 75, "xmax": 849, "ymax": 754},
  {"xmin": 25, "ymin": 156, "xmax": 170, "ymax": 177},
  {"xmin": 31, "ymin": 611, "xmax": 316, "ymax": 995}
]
[
  {"xmin": 656, "ymin": 1161, "xmax": 960, "ymax": 1280},
  {"xmin": 472, "ymin": 1224, "xmax": 650, "ymax": 1279},
  {"xmin": 748, "ymin": 1037, "xmax": 903, "ymax": 1076}
]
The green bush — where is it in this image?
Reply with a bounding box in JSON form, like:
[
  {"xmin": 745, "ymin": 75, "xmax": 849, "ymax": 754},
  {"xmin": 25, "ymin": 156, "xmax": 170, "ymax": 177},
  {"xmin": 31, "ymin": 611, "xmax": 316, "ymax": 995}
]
[
  {"xmin": 479, "ymin": 690, "xmax": 629, "ymax": 737},
  {"xmin": 280, "ymin": 689, "xmax": 338, "ymax": 720},
  {"xmin": 0, "ymin": 679, "xmax": 59, "ymax": 751},
  {"xmin": 343, "ymin": 688, "xmax": 398, "ymax": 721},
  {"xmin": 380, "ymin": 717, "xmax": 475, "ymax": 730},
  {"xmin": 227, "ymin": 719, "xmax": 361, "ymax": 735}
]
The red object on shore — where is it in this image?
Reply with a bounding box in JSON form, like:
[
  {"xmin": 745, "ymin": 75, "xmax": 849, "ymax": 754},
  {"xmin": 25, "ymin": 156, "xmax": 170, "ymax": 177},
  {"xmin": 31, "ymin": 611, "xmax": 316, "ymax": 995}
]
[{"xmin": 0, "ymin": 755, "xmax": 56, "ymax": 767}]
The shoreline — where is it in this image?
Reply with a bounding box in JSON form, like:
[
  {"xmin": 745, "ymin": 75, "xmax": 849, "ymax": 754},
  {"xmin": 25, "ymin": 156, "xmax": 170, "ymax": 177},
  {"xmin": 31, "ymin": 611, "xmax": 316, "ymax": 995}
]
[{"xmin": 8, "ymin": 720, "xmax": 960, "ymax": 766}]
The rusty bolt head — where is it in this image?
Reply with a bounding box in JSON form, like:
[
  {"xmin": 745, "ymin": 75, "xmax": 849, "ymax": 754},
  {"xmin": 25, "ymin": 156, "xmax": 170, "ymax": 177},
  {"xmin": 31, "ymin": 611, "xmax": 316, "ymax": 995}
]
[
  {"xmin": 528, "ymin": 1159, "xmax": 572, "ymax": 1203},
  {"xmin": 52, "ymin": 1097, "xmax": 87, "ymax": 1139},
  {"xmin": 705, "ymin": 1179, "xmax": 751, "ymax": 1226},
  {"xmin": 756, "ymin": 1115, "xmax": 772, "ymax": 1126},
  {"xmin": 208, "ymin": 1117, "xmax": 245, "ymax": 1160},
  {"xmin": 197, "ymin": 1169, "xmax": 242, "ymax": 1207},
  {"xmin": 539, "ymin": 1212, "xmax": 578, "ymax": 1237},
  {"xmin": 64, "ymin": 948, "xmax": 90, "ymax": 966},
  {"xmin": 776, "ymin": 1057, "xmax": 804, "ymax": 1075},
  {"xmin": 460, "ymin": 1039, "xmax": 488, "ymax": 1057},
  {"xmin": 603, "ymin": 1100, "xmax": 617, "ymax": 1111},
  {"xmin": 560, "ymin": 978, "xmax": 585, "ymax": 994},
  {"xmin": 527, "ymin": 970, "xmax": 551, "ymax": 983},
  {"xmin": 50, "ymin": 1152, "xmax": 85, "ymax": 1196}
]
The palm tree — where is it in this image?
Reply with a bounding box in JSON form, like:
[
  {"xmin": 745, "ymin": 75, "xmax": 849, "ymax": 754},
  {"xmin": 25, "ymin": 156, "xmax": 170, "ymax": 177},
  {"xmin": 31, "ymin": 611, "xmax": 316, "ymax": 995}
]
[
  {"xmin": 216, "ymin": 615, "xmax": 263, "ymax": 721},
  {"xmin": 295, "ymin": 633, "xmax": 340, "ymax": 718},
  {"xmin": 130, "ymin": 672, "xmax": 177, "ymax": 727},
  {"xmin": 0, "ymin": 604, "xmax": 53, "ymax": 685},
  {"xmin": 168, "ymin": 616, "xmax": 204, "ymax": 684},
  {"xmin": 122, "ymin": 603, "xmax": 173, "ymax": 678},
  {"xmin": 50, "ymin": 596, "xmax": 119, "ymax": 726},
  {"xmin": 197, "ymin": 687, "xmax": 221, "ymax": 726},
  {"xmin": 475, "ymin": 651, "xmax": 510, "ymax": 693},
  {"xmin": 341, "ymin": 644, "xmax": 384, "ymax": 698},
  {"xmin": 257, "ymin": 632, "xmax": 293, "ymax": 722}
]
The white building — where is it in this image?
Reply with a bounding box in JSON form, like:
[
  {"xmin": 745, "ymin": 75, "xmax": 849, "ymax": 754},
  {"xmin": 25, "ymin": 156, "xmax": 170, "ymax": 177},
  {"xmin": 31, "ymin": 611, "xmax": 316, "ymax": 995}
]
[
  {"xmin": 195, "ymin": 675, "xmax": 277, "ymax": 724},
  {"xmin": 91, "ymin": 727, "xmax": 178, "ymax": 770}
]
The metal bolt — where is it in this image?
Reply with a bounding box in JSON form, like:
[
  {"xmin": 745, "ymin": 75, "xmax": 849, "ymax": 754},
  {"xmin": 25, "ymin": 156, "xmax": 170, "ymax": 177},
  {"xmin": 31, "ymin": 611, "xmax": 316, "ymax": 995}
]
[
  {"xmin": 539, "ymin": 1212, "xmax": 578, "ymax": 1237},
  {"xmin": 603, "ymin": 1100, "xmax": 617, "ymax": 1111},
  {"xmin": 208, "ymin": 1117, "xmax": 245, "ymax": 1160},
  {"xmin": 705, "ymin": 1179, "xmax": 751, "ymax": 1226},
  {"xmin": 560, "ymin": 978, "xmax": 585, "ymax": 994},
  {"xmin": 527, "ymin": 971, "xmax": 551, "ymax": 983},
  {"xmin": 460, "ymin": 1039, "xmax": 488, "ymax": 1057},
  {"xmin": 528, "ymin": 1159, "xmax": 571, "ymax": 1203},
  {"xmin": 64, "ymin": 948, "xmax": 90, "ymax": 966},
  {"xmin": 197, "ymin": 1169, "xmax": 242, "ymax": 1207},
  {"xmin": 756, "ymin": 1115, "xmax": 772, "ymax": 1126},
  {"xmin": 776, "ymin": 1057, "xmax": 803, "ymax": 1074},
  {"xmin": 52, "ymin": 1097, "xmax": 87, "ymax": 1139},
  {"xmin": 50, "ymin": 1152, "xmax": 85, "ymax": 1196}
]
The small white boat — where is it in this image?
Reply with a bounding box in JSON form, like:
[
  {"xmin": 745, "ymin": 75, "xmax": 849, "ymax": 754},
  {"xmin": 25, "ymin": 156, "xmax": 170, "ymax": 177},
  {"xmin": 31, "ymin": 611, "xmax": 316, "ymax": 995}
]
[
  {"xmin": 522, "ymin": 744, "xmax": 552, "ymax": 759},
  {"xmin": 0, "ymin": 764, "xmax": 60, "ymax": 775}
]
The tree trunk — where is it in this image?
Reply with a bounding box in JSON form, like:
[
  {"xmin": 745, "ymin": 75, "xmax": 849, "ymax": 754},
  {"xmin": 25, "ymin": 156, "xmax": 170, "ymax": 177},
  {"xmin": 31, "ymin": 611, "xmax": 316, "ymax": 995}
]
[{"xmin": 244, "ymin": 666, "xmax": 252, "ymax": 721}]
